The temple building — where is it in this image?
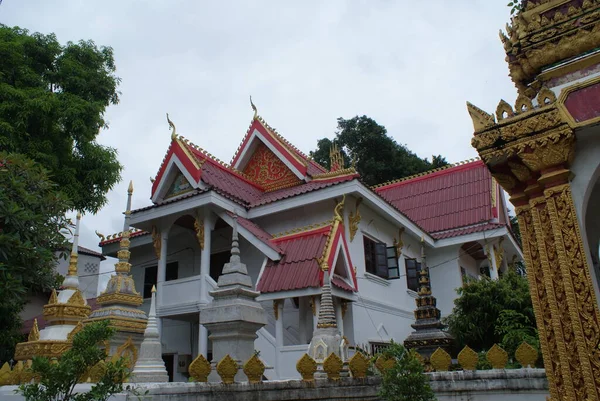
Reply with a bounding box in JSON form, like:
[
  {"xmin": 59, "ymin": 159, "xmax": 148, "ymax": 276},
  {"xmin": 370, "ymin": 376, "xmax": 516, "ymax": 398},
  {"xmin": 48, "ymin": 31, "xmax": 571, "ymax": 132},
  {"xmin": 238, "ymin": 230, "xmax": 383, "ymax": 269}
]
[{"xmin": 95, "ymin": 108, "xmax": 522, "ymax": 381}]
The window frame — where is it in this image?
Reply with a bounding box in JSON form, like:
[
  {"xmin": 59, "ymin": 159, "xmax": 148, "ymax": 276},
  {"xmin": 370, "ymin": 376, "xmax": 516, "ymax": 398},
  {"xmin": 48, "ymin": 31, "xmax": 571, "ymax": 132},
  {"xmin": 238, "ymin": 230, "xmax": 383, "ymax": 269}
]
[
  {"xmin": 404, "ymin": 258, "xmax": 422, "ymax": 292},
  {"xmin": 363, "ymin": 236, "xmax": 389, "ymax": 279}
]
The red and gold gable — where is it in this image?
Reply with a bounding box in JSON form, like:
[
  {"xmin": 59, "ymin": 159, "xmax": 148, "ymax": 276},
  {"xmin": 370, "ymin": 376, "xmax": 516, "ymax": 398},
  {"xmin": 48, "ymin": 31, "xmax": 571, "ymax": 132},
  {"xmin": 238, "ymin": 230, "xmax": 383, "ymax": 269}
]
[{"xmin": 243, "ymin": 142, "xmax": 301, "ymax": 192}]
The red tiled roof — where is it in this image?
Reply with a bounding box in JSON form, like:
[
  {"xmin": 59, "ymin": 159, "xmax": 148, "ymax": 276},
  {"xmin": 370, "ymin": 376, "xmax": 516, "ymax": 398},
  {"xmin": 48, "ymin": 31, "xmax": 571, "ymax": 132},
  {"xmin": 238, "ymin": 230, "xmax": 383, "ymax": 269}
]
[
  {"xmin": 257, "ymin": 226, "xmax": 330, "ymax": 293},
  {"xmin": 375, "ymin": 160, "xmax": 496, "ymax": 235},
  {"xmin": 21, "ymin": 298, "xmax": 99, "ymax": 334},
  {"xmin": 99, "ymin": 229, "xmax": 149, "ymax": 246},
  {"xmin": 227, "ymin": 212, "xmax": 283, "ymax": 254},
  {"xmin": 431, "ymin": 222, "xmax": 506, "ymax": 240},
  {"xmin": 256, "ymin": 223, "xmax": 356, "ymax": 294},
  {"xmin": 77, "ymin": 246, "xmax": 106, "ymax": 260}
]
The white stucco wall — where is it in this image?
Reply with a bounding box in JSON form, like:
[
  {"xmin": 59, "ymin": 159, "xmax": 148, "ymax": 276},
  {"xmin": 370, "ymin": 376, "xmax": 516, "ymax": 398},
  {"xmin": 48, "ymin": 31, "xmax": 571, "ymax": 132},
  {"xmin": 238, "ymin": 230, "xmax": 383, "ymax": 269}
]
[
  {"xmin": 55, "ymin": 252, "xmax": 102, "ymax": 299},
  {"xmin": 429, "ymin": 245, "xmax": 462, "ymax": 318}
]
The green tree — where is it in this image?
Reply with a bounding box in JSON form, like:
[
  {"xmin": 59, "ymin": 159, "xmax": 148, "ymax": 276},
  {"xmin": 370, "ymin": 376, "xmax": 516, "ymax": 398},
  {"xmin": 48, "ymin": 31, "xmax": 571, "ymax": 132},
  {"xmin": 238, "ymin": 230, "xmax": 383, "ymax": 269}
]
[
  {"xmin": 309, "ymin": 116, "xmax": 449, "ymax": 186},
  {"xmin": 0, "ymin": 25, "xmax": 122, "ymax": 213},
  {"xmin": 18, "ymin": 321, "xmax": 128, "ymax": 401},
  {"xmin": 378, "ymin": 342, "xmax": 436, "ymax": 401},
  {"xmin": 0, "ymin": 152, "xmax": 71, "ymax": 363},
  {"xmin": 443, "ymin": 271, "xmax": 537, "ymax": 356}
]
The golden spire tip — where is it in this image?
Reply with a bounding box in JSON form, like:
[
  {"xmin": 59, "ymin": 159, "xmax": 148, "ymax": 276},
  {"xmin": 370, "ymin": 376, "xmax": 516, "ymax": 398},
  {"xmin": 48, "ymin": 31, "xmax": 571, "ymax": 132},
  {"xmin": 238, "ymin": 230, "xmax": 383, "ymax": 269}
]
[
  {"xmin": 152, "ymin": 285, "xmax": 157, "ymax": 293},
  {"xmin": 76, "ymin": 212, "xmax": 82, "ymax": 219},
  {"xmin": 128, "ymin": 180, "xmax": 134, "ymax": 194}
]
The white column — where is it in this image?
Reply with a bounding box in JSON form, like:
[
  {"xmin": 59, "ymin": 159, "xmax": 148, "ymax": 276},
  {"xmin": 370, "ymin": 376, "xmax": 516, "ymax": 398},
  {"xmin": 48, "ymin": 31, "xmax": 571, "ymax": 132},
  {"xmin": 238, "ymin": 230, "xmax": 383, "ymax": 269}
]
[
  {"xmin": 488, "ymin": 245, "xmax": 499, "ymax": 280},
  {"xmin": 199, "ymin": 213, "xmax": 213, "ymax": 358},
  {"xmin": 199, "ymin": 324, "xmax": 208, "ymax": 358},
  {"xmin": 312, "ymin": 297, "xmax": 320, "ymax": 330},
  {"xmin": 335, "ymin": 299, "xmax": 344, "ymax": 337},
  {"xmin": 275, "ymin": 300, "xmax": 284, "ymax": 348},
  {"xmin": 200, "ymin": 214, "xmax": 214, "ymax": 302},
  {"xmin": 157, "ymin": 230, "xmax": 168, "ymax": 336}
]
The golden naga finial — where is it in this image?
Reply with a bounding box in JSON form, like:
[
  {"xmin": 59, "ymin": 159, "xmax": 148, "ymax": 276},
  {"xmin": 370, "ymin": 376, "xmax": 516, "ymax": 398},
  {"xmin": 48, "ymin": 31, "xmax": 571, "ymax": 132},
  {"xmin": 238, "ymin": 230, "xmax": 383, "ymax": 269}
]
[
  {"xmin": 95, "ymin": 230, "xmax": 106, "ymax": 242},
  {"xmin": 167, "ymin": 113, "xmax": 177, "ymax": 140},
  {"xmin": 250, "ymin": 96, "xmax": 258, "ymax": 119},
  {"xmin": 334, "ymin": 194, "xmax": 346, "ymax": 222},
  {"xmin": 466, "ymin": 102, "xmax": 495, "ymax": 132},
  {"xmin": 128, "ymin": 180, "xmax": 134, "ymax": 194}
]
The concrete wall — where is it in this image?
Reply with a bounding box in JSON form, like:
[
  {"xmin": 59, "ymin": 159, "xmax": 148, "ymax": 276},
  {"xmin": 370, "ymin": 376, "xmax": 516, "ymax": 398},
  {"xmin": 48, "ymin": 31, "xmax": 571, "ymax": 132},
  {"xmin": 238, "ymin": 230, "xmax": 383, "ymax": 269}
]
[
  {"xmin": 55, "ymin": 252, "xmax": 102, "ymax": 299},
  {"xmin": 0, "ymin": 369, "xmax": 549, "ymax": 401},
  {"xmin": 429, "ymin": 245, "xmax": 462, "ymax": 318}
]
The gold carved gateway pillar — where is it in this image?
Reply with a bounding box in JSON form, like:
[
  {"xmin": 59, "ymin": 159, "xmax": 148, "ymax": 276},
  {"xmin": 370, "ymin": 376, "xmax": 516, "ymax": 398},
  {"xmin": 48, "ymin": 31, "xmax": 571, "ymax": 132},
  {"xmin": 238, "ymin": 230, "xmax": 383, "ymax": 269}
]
[{"xmin": 468, "ymin": 91, "xmax": 600, "ymax": 400}]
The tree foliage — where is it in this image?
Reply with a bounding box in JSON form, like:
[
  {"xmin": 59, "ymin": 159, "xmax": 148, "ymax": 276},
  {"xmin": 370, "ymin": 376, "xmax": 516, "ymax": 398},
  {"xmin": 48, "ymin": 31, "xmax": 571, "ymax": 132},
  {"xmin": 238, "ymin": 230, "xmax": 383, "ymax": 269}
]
[
  {"xmin": 18, "ymin": 321, "xmax": 128, "ymax": 401},
  {"xmin": 309, "ymin": 116, "xmax": 449, "ymax": 186},
  {"xmin": 0, "ymin": 152, "xmax": 71, "ymax": 363},
  {"xmin": 443, "ymin": 271, "xmax": 538, "ymax": 358},
  {"xmin": 378, "ymin": 342, "xmax": 436, "ymax": 401},
  {"xmin": 0, "ymin": 25, "xmax": 122, "ymax": 213}
]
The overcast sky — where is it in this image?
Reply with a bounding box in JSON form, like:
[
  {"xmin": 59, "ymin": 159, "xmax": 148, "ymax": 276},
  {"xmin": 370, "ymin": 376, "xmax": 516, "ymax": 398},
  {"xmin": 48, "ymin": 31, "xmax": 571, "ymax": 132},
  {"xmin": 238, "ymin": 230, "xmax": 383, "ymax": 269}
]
[{"xmin": 1, "ymin": 1, "xmax": 518, "ymax": 281}]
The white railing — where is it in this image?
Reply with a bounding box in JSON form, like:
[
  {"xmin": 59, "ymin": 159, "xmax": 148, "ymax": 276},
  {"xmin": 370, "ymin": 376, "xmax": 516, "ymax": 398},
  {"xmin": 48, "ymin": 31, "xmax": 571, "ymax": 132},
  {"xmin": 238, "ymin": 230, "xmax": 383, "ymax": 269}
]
[{"xmin": 158, "ymin": 275, "xmax": 202, "ymax": 316}]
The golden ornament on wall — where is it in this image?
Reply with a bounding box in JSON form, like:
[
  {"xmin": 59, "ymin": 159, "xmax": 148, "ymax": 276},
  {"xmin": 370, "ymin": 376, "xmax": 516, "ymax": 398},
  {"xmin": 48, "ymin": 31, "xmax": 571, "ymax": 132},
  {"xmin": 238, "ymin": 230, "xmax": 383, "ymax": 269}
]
[
  {"xmin": 151, "ymin": 225, "xmax": 161, "ymax": 259},
  {"xmin": 430, "ymin": 348, "xmax": 451, "ymax": 372},
  {"xmin": 457, "ymin": 345, "xmax": 478, "ymax": 371},
  {"xmin": 188, "ymin": 354, "xmax": 211, "ymax": 382},
  {"xmin": 348, "ymin": 352, "xmax": 369, "ymax": 378},
  {"xmin": 515, "ymin": 341, "xmax": 538, "ymax": 368},
  {"xmin": 0, "ymin": 362, "xmax": 12, "ymax": 386},
  {"xmin": 194, "ymin": 217, "xmax": 204, "ymax": 250},
  {"xmin": 28, "ymin": 319, "xmax": 40, "ymax": 342},
  {"xmin": 375, "ymin": 355, "xmax": 395, "ymax": 374},
  {"xmin": 394, "ymin": 227, "xmax": 405, "ymax": 257},
  {"xmin": 323, "ymin": 352, "xmax": 343, "ymax": 380},
  {"xmin": 87, "ymin": 360, "xmax": 107, "ymax": 383},
  {"xmin": 486, "ymin": 344, "xmax": 508, "ymax": 369},
  {"xmin": 296, "ymin": 353, "xmax": 317, "ymax": 382},
  {"xmin": 243, "ymin": 354, "xmax": 265, "ymax": 384},
  {"xmin": 348, "ymin": 197, "xmax": 362, "ymax": 242},
  {"xmin": 216, "ymin": 354, "xmax": 238, "ymax": 384},
  {"xmin": 115, "ymin": 337, "xmax": 138, "ymax": 370}
]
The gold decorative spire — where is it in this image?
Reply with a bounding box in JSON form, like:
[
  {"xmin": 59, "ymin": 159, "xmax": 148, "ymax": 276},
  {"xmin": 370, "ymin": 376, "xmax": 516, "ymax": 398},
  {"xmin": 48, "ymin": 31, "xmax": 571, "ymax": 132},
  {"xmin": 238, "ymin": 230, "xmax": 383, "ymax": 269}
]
[
  {"xmin": 28, "ymin": 319, "xmax": 40, "ymax": 342},
  {"xmin": 127, "ymin": 180, "xmax": 134, "ymax": 195},
  {"xmin": 329, "ymin": 142, "xmax": 344, "ymax": 172},
  {"xmin": 250, "ymin": 96, "xmax": 258, "ymax": 119},
  {"xmin": 167, "ymin": 113, "xmax": 176, "ymax": 140}
]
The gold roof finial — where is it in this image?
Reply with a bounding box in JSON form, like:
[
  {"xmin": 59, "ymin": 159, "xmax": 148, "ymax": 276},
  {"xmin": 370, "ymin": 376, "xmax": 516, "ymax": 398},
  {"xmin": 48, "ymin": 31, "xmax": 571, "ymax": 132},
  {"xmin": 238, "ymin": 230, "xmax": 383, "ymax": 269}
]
[
  {"xmin": 128, "ymin": 180, "xmax": 134, "ymax": 195},
  {"xmin": 152, "ymin": 285, "xmax": 157, "ymax": 293},
  {"xmin": 167, "ymin": 113, "xmax": 177, "ymax": 140},
  {"xmin": 250, "ymin": 96, "xmax": 258, "ymax": 119},
  {"xmin": 333, "ymin": 194, "xmax": 346, "ymax": 222},
  {"xmin": 329, "ymin": 142, "xmax": 344, "ymax": 172}
]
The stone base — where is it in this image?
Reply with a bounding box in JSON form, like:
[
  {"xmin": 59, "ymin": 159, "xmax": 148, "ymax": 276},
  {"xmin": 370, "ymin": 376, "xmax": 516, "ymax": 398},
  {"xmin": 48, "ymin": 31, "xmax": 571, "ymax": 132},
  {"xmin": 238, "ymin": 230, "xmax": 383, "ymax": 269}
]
[{"xmin": 130, "ymin": 370, "xmax": 169, "ymax": 383}]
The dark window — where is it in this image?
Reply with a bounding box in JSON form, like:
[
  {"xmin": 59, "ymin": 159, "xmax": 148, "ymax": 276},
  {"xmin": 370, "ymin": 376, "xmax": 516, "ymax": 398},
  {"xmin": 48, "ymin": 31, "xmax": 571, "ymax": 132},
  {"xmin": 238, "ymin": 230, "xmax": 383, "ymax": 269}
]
[
  {"xmin": 405, "ymin": 258, "xmax": 422, "ymax": 292},
  {"xmin": 363, "ymin": 237, "xmax": 388, "ymax": 279},
  {"xmin": 387, "ymin": 246, "xmax": 399, "ymax": 279},
  {"xmin": 210, "ymin": 251, "xmax": 231, "ymax": 282},
  {"xmin": 144, "ymin": 262, "xmax": 179, "ymax": 298}
]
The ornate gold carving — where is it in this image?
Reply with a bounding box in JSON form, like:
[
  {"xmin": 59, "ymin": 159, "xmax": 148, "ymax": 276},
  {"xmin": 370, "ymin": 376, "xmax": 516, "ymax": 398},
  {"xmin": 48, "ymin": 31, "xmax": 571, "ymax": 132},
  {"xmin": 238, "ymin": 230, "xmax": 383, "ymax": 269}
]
[
  {"xmin": 151, "ymin": 226, "xmax": 161, "ymax": 259},
  {"xmin": 508, "ymin": 160, "xmax": 532, "ymax": 182},
  {"xmin": 496, "ymin": 99, "xmax": 515, "ymax": 121},
  {"xmin": 457, "ymin": 345, "xmax": 478, "ymax": 371},
  {"xmin": 115, "ymin": 337, "xmax": 138, "ymax": 369},
  {"xmin": 188, "ymin": 354, "xmax": 211, "ymax": 382},
  {"xmin": 14, "ymin": 341, "xmax": 72, "ymax": 361},
  {"xmin": 0, "ymin": 362, "xmax": 12, "ymax": 386},
  {"xmin": 544, "ymin": 183, "xmax": 600, "ymax": 396},
  {"xmin": 341, "ymin": 301, "xmax": 348, "ymax": 319},
  {"xmin": 491, "ymin": 173, "xmax": 518, "ymax": 191},
  {"xmin": 467, "ymin": 102, "xmax": 496, "ymax": 131},
  {"xmin": 28, "ymin": 319, "xmax": 40, "ymax": 342},
  {"xmin": 494, "ymin": 238, "xmax": 504, "ymax": 272},
  {"xmin": 515, "ymin": 342, "xmax": 539, "ymax": 367},
  {"xmin": 348, "ymin": 352, "xmax": 369, "ymax": 378},
  {"xmin": 68, "ymin": 290, "xmax": 85, "ymax": 306},
  {"xmin": 193, "ymin": 217, "xmax": 204, "ymax": 250},
  {"xmin": 48, "ymin": 289, "xmax": 58, "ymax": 305},
  {"xmin": 43, "ymin": 303, "xmax": 91, "ymax": 321},
  {"xmin": 394, "ymin": 227, "xmax": 405, "ymax": 257},
  {"xmin": 537, "ymin": 87, "xmax": 556, "ymax": 106},
  {"xmin": 96, "ymin": 292, "xmax": 143, "ymax": 307},
  {"xmin": 243, "ymin": 354, "xmax": 265, "ymax": 384},
  {"xmin": 296, "ymin": 353, "xmax": 317, "ymax": 382},
  {"xmin": 518, "ymin": 132, "xmax": 574, "ymax": 172},
  {"xmin": 87, "ymin": 360, "xmax": 107, "ymax": 383},
  {"xmin": 486, "ymin": 344, "xmax": 508, "ymax": 369},
  {"xmin": 216, "ymin": 354, "xmax": 238, "ymax": 384},
  {"xmin": 167, "ymin": 113, "xmax": 176, "ymax": 140},
  {"xmin": 430, "ymin": 348, "xmax": 451, "ymax": 372},
  {"xmin": 515, "ymin": 94, "xmax": 534, "ymax": 114},
  {"xmin": 375, "ymin": 355, "xmax": 395, "ymax": 374},
  {"xmin": 68, "ymin": 321, "xmax": 84, "ymax": 341},
  {"xmin": 348, "ymin": 197, "xmax": 362, "ymax": 242},
  {"xmin": 323, "ymin": 353, "xmax": 343, "ymax": 380}
]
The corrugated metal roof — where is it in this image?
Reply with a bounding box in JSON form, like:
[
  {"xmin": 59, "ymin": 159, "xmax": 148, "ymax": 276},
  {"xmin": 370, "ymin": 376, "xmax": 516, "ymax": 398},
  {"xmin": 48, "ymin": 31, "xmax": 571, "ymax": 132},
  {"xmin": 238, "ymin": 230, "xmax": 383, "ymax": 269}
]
[
  {"xmin": 256, "ymin": 227, "xmax": 330, "ymax": 293},
  {"xmin": 375, "ymin": 160, "xmax": 494, "ymax": 234}
]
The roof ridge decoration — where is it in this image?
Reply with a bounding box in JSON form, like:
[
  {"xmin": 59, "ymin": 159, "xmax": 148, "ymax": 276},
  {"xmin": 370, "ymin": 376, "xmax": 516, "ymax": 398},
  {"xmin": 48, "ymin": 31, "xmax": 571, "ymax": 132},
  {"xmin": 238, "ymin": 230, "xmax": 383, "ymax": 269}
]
[
  {"xmin": 318, "ymin": 195, "xmax": 345, "ymax": 272},
  {"xmin": 167, "ymin": 113, "xmax": 177, "ymax": 140},
  {"xmin": 272, "ymin": 220, "xmax": 333, "ymax": 239},
  {"xmin": 372, "ymin": 158, "xmax": 482, "ymax": 189}
]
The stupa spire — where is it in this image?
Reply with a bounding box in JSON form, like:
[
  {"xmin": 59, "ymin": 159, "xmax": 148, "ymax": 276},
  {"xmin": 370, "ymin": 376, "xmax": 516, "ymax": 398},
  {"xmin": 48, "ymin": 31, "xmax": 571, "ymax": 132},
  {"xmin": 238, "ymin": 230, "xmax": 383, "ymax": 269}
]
[
  {"xmin": 317, "ymin": 271, "xmax": 337, "ymax": 329},
  {"xmin": 63, "ymin": 213, "xmax": 82, "ymax": 289}
]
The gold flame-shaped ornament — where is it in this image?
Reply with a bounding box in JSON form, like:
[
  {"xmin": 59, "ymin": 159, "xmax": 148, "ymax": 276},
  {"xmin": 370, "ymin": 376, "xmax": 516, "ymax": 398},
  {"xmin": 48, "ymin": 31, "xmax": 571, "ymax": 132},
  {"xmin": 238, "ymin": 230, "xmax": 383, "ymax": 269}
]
[
  {"xmin": 296, "ymin": 353, "xmax": 317, "ymax": 382},
  {"xmin": 348, "ymin": 352, "xmax": 369, "ymax": 378},
  {"xmin": 216, "ymin": 354, "xmax": 238, "ymax": 384},
  {"xmin": 323, "ymin": 352, "xmax": 343, "ymax": 380}
]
